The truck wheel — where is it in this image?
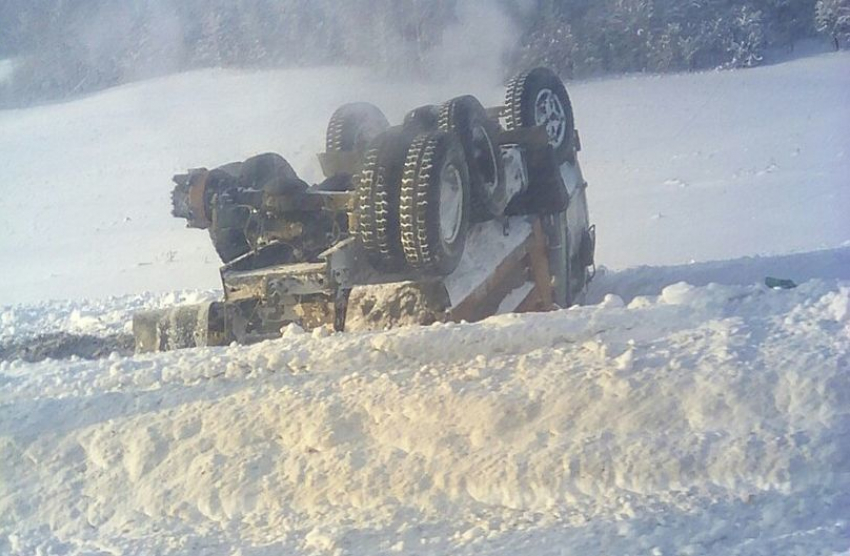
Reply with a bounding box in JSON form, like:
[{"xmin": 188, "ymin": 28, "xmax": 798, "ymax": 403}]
[
  {"xmin": 326, "ymin": 102, "xmax": 389, "ymax": 154},
  {"xmin": 403, "ymin": 104, "xmax": 440, "ymax": 133},
  {"xmin": 239, "ymin": 152, "xmax": 300, "ymax": 190},
  {"xmin": 356, "ymin": 128, "xmax": 414, "ymax": 272},
  {"xmin": 400, "ymin": 131, "xmax": 471, "ymax": 276},
  {"xmin": 439, "ymin": 95, "xmax": 506, "ymax": 220},
  {"xmin": 505, "ymin": 67, "xmax": 575, "ymax": 162},
  {"xmin": 208, "ymin": 184, "xmax": 254, "ymax": 264},
  {"xmin": 209, "ymin": 218, "xmax": 251, "ymax": 264}
]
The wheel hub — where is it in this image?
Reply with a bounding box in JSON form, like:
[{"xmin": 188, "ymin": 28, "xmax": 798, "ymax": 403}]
[
  {"xmin": 534, "ymin": 88, "xmax": 567, "ymax": 149},
  {"xmin": 439, "ymin": 163, "xmax": 464, "ymax": 244}
]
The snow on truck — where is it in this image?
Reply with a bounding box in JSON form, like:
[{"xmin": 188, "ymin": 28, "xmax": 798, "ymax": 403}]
[{"xmin": 133, "ymin": 67, "xmax": 596, "ymax": 352}]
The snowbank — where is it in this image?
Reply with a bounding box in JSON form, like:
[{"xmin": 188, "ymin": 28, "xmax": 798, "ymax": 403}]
[
  {"xmin": 588, "ymin": 244, "xmax": 850, "ymax": 304},
  {"xmin": 0, "ymin": 290, "xmax": 217, "ymax": 343},
  {"xmin": 1, "ymin": 279, "xmax": 848, "ymax": 555}
]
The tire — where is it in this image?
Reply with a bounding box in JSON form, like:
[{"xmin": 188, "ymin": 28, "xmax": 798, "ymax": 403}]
[
  {"xmin": 205, "ymin": 168, "xmax": 250, "ymax": 264},
  {"xmin": 239, "ymin": 152, "xmax": 300, "ymax": 191},
  {"xmin": 438, "ymin": 95, "xmax": 506, "ymax": 220},
  {"xmin": 400, "ymin": 131, "xmax": 471, "ymax": 276},
  {"xmin": 505, "ymin": 67, "xmax": 575, "ymax": 162},
  {"xmin": 326, "ymin": 102, "xmax": 390, "ymax": 154},
  {"xmin": 355, "ymin": 128, "xmax": 415, "ymax": 272},
  {"xmin": 208, "ymin": 194, "xmax": 252, "ymax": 264},
  {"xmin": 403, "ymin": 104, "xmax": 440, "ymax": 134},
  {"xmin": 209, "ymin": 226, "xmax": 251, "ymax": 264}
]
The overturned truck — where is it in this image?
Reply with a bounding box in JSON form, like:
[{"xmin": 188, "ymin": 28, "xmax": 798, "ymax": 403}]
[{"xmin": 134, "ymin": 67, "xmax": 595, "ymax": 352}]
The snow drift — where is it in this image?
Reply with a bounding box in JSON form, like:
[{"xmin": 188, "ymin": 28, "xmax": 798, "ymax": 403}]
[{"xmin": 2, "ymin": 279, "xmax": 849, "ymax": 555}]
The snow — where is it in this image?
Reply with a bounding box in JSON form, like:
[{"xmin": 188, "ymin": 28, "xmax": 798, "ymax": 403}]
[
  {"xmin": 0, "ymin": 52, "xmax": 848, "ymax": 305},
  {"xmin": 0, "ymin": 290, "xmax": 217, "ymax": 343},
  {"xmin": 581, "ymin": 52, "xmax": 850, "ymax": 269},
  {"xmin": 587, "ymin": 244, "xmax": 850, "ymax": 305},
  {"xmin": 1, "ymin": 51, "xmax": 850, "ymax": 555},
  {"xmin": 0, "ymin": 59, "xmax": 13, "ymax": 84},
  {"xmin": 2, "ymin": 280, "xmax": 849, "ymax": 555}
]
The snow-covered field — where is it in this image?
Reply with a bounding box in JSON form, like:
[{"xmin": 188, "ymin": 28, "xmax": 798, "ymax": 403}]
[
  {"xmin": 1, "ymin": 51, "xmax": 849, "ymax": 555},
  {"xmin": 0, "ymin": 52, "xmax": 847, "ymax": 304},
  {"xmin": 0, "ymin": 60, "xmax": 14, "ymax": 84}
]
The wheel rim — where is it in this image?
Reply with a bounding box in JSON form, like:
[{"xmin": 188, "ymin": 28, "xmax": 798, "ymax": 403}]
[
  {"xmin": 534, "ymin": 88, "xmax": 567, "ymax": 149},
  {"xmin": 471, "ymin": 124, "xmax": 498, "ymax": 195},
  {"xmin": 439, "ymin": 163, "xmax": 464, "ymax": 244}
]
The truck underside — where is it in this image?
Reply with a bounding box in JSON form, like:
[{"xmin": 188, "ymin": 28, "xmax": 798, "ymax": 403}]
[{"xmin": 133, "ymin": 67, "xmax": 596, "ymax": 353}]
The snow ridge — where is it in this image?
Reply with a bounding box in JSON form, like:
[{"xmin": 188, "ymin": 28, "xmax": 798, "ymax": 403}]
[{"xmin": 2, "ymin": 280, "xmax": 848, "ymax": 555}]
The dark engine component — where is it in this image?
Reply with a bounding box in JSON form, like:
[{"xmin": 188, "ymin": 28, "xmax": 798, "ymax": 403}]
[{"xmin": 172, "ymin": 153, "xmax": 346, "ymax": 265}]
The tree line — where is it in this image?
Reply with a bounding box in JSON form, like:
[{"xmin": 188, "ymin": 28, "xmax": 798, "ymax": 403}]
[
  {"xmin": 513, "ymin": 0, "xmax": 849, "ymax": 78},
  {"xmin": 0, "ymin": 0, "xmax": 847, "ymax": 107}
]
